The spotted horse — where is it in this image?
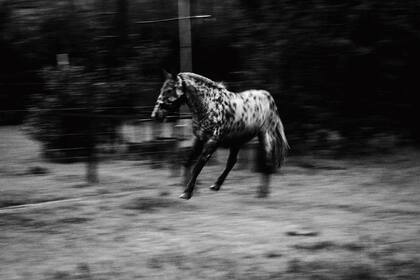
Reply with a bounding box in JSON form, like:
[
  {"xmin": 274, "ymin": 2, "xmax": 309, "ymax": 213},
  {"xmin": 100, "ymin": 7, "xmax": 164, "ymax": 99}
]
[{"xmin": 151, "ymin": 71, "xmax": 289, "ymax": 200}]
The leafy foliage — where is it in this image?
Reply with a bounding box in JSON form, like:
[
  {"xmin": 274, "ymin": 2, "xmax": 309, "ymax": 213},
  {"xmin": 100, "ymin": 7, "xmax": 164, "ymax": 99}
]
[
  {"xmin": 2, "ymin": 0, "xmax": 420, "ymax": 151},
  {"xmin": 25, "ymin": 66, "xmax": 140, "ymax": 161}
]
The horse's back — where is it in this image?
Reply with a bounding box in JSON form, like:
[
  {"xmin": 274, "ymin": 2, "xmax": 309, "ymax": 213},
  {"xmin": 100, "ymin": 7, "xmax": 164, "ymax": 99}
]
[
  {"xmin": 228, "ymin": 89, "xmax": 278, "ymax": 128},
  {"xmin": 213, "ymin": 89, "xmax": 275, "ymax": 145}
]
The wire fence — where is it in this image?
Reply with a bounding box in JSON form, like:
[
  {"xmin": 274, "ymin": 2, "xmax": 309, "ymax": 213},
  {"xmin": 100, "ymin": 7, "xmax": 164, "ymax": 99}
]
[
  {"xmin": 0, "ymin": 105, "xmax": 259, "ymax": 184},
  {"xmin": 1, "ymin": 105, "xmax": 154, "ymax": 113}
]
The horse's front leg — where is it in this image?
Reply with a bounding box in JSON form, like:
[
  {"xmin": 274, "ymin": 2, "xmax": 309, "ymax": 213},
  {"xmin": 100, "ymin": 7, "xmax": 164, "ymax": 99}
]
[
  {"xmin": 180, "ymin": 139, "xmax": 218, "ymax": 200},
  {"xmin": 183, "ymin": 138, "xmax": 204, "ymax": 186},
  {"xmin": 209, "ymin": 147, "xmax": 239, "ymax": 191}
]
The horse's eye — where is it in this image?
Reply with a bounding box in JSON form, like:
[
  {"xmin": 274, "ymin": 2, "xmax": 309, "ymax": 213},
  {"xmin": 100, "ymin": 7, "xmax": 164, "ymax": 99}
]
[{"xmin": 168, "ymin": 96, "xmax": 177, "ymax": 102}]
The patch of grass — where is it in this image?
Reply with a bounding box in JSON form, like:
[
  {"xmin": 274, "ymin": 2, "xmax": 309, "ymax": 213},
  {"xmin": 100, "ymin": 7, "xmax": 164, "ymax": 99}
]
[
  {"xmin": 159, "ymin": 190, "xmax": 171, "ymax": 197},
  {"xmin": 97, "ymin": 188, "xmax": 111, "ymax": 195},
  {"xmin": 383, "ymin": 258, "xmax": 420, "ymax": 279},
  {"xmin": 292, "ymin": 161, "xmax": 347, "ymax": 171},
  {"xmin": 26, "ymin": 166, "xmax": 49, "ymax": 175},
  {"xmin": 341, "ymin": 242, "xmax": 365, "ymax": 251},
  {"xmin": 122, "ymin": 196, "xmax": 190, "ymax": 212},
  {"xmin": 286, "ymin": 228, "xmax": 319, "ymax": 237},
  {"xmin": 71, "ymin": 183, "xmax": 91, "ymax": 188},
  {"xmin": 286, "ymin": 258, "xmax": 303, "ymax": 273},
  {"xmin": 0, "ymin": 191, "xmax": 33, "ymax": 208},
  {"xmin": 293, "ymin": 241, "xmax": 365, "ymax": 252},
  {"xmin": 43, "ymin": 262, "xmax": 127, "ymax": 280},
  {"xmin": 294, "ymin": 241, "xmax": 336, "ymax": 251},
  {"xmin": 340, "ymin": 264, "xmax": 381, "ymax": 280},
  {"xmin": 0, "ymin": 213, "xmax": 39, "ymax": 227},
  {"xmin": 158, "ymin": 226, "xmax": 174, "ymax": 231},
  {"xmin": 0, "ymin": 212, "xmax": 91, "ymax": 233},
  {"xmin": 264, "ymin": 251, "xmax": 282, "ymax": 258},
  {"xmin": 147, "ymin": 257, "xmax": 163, "ymax": 269},
  {"xmin": 0, "ymin": 197, "xmax": 70, "ymax": 209},
  {"xmin": 286, "ymin": 260, "xmax": 382, "ymax": 280},
  {"xmin": 44, "ymin": 264, "xmax": 92, "ymax": 280},
  {"xmin": 146, "ymin": 252, "xmax": 189, "ymax": 270},
  {"xmin": 45, "ymin": 271, "xmax": 72, "ymax": 280},
  {"xmin": 76, "ymin": 263, "xmax": 92, "ymax": 279},
  {"xmin": 53, "ymin": 174, "xmax": 85, "ymax": 183},
  {"xmin": 57, "ymin": 217, "xmax": 91, "ymax": 224}
]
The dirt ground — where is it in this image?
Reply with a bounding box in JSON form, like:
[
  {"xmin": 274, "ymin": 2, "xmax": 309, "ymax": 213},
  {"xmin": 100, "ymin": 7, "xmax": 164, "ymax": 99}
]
[{"xmin": 1, "ymin": 126, "xmax": 419, "ymax": 280}]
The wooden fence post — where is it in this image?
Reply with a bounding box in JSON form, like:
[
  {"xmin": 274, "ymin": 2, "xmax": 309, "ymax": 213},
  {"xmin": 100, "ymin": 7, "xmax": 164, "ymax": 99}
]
[{"xmin": 86, "ymin": 83, "xmax": 98, "ymax": 184}]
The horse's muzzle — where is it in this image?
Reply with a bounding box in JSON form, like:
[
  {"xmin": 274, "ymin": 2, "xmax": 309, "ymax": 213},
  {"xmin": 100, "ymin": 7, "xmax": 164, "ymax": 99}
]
[{"xmin": 151, "ymin": 108, "xmax": 165, "ymax": 122}]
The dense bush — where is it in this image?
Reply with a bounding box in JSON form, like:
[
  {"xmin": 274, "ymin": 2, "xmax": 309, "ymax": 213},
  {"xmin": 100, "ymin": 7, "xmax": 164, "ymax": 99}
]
[{"xmin": 25, "ymin": 65, "xmax": 142, "ymax": 161}]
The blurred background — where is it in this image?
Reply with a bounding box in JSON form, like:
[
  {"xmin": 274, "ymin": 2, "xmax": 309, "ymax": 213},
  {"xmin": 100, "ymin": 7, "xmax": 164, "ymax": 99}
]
[
  {"xmin": 1, "ymin": 0, "xmax": 419, "ymax": 155},
  {"xmin": 1, "ymin": 1, "xmax": 420, "ymax": 280}
]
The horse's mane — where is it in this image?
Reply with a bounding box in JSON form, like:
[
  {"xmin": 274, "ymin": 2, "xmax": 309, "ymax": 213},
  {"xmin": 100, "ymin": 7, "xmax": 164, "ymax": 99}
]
[{"xmin": 180, "ymin": 72, "xmax": 226, "ymax": 90}]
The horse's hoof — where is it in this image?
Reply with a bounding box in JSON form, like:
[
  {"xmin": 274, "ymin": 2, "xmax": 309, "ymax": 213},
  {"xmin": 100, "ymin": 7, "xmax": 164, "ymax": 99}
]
[
  {"xmin": 256, "ymin": 192, "xmax": 269, "ymax": 198},
  {"xmin": 179, "ymin": 192, "xmax": 192, "ymax": 200},
  {"xmin": 209, "ymin": 184, "xmax": 220, "ymax": 191}
]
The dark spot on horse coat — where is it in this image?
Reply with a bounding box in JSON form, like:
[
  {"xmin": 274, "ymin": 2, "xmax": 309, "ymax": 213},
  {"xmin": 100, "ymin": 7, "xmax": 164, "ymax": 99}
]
[{"xmin": 225, "ymin": 109, "xmax": 234, "ymax": 121}]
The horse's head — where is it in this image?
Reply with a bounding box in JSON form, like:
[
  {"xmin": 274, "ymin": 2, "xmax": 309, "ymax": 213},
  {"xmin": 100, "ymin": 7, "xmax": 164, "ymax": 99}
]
[{"xmin": 151, "ymin": 71, "xmax": 185, "ymax": 122}]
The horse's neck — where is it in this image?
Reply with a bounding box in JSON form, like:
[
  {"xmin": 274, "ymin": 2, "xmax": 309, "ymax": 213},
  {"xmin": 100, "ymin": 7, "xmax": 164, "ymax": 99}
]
[
  {"xmin": 181, "ymin": 75, "xmax": 228, "ymax": 120},
  {"xmin": 184, "ymin": 88, "xmax": 210, "ymax": 119}
]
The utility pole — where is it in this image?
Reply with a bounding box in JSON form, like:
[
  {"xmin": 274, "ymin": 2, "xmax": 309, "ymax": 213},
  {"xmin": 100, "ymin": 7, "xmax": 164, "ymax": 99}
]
[
  {"xmin": 135, "ymin": 2, "xmax": 209, "ymax": 72},
  {"xmin": 175, "ymin": 0, "xmax": 192, "ymax": 176},
  {"xmin": 178, "ymin": 0, "xmax": 192, "ymax": 72},
  {"xmin": 134, "ymin": 3, "xmax": 210, "ymax": 174},
  {"xmin": 86, "ymin": 83, "xmax": 98, "ymax": 184}
]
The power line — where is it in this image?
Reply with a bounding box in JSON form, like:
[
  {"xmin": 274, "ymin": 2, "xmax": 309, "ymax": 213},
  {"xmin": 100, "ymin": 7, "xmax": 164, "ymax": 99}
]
[
  {"xmin": 0, "ymin": 106, "xmax": 155, "ymax": 113},
  {"xmin": 135, "ymin": 14, "xmax": 211, "ymax": 24}
]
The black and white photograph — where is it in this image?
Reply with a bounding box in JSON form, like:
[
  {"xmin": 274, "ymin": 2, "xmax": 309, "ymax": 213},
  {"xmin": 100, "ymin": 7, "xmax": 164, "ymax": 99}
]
[{"xmin": 1, "ymin": 1, "xmax": 419, "ymax": 279}]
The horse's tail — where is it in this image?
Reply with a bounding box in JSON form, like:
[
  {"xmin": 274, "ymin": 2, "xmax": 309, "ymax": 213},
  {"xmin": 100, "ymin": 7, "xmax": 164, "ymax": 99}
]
[
  {"xmin": 256, "ymin": 114, "xmax": 289, "ymax": 173},
  {"xmin": 273, "ymin": 115, "xmax": 289, "ymax": 168}
]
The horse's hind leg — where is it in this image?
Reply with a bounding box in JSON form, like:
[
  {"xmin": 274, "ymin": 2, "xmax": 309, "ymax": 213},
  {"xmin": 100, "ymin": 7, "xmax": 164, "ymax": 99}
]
[
  {"xmin": 257, "ymin": 173, "xmax": 271, "ymax": 198},
  {"xmin": 210, "ymin": 147, "xmax": 239, "ymax": 191},
  {"xmin": 256, "ymin": 132, "xmax": 274, "ymax": 198}
]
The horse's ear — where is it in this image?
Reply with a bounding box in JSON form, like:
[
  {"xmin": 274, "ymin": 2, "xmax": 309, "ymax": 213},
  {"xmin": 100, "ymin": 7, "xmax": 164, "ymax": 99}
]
[
  {"xmin": 162, "ymin": 69, "xmax": 173, "ymax": 80},
  {"xmin": 175, "ymin": 75, "xmax": 186, "ymax": 97}
]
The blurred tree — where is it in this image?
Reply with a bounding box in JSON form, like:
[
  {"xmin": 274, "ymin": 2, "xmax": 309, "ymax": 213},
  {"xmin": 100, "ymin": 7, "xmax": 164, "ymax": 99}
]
[
  {"xmin": 1, "ymin": 0, "xmax": 419, "ymax": 148},
  {"xmin": 0, "ymin": 1, "xmax": 43, "ymax": 124},
  {"xmin": 25, "ymin": 65, "xmax": 140, "ymax": 161},
  {"xmin": 219, "ymin": 0, "xmax": 420, "ymax": 144}
]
